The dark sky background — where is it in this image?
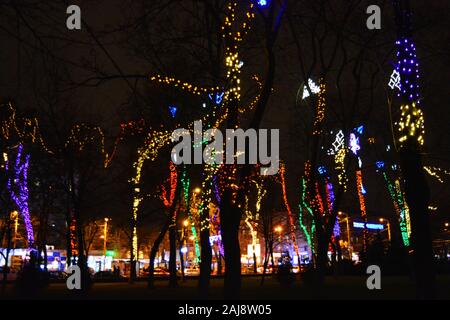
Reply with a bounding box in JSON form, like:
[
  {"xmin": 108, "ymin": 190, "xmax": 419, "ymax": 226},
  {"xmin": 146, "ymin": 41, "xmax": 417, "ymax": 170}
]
[{"xmin": 0, "ymin": 0, "xmax": 449, "ymax": 243}]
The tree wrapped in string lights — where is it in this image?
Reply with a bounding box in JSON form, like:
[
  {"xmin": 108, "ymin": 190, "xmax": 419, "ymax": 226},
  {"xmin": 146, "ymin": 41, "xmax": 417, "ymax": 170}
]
[
  {"xmin": 296, "ymin": 79, "xmax": 339, "ymax": 272},
  {"xmin": 377, "ymin": 162, "xmax": 411, "ymax": 247},
  {"xmin": 279, "ymin": 162, "xmax": 301, "ymax": 263},
  {"xmin": 4, "ymin": 144, "xmax": 34, "ymax": 249},
  {"xmin": 180, "ymin": 170, "xmax": 201, "ymax": 264},
  {"xmin": 147, "ymin": 161, "xmax": 180, "ymax": 287},
  {"xmin": 298, "ymin": 163, "xmax": 315, "ymax": 258},
  {"xmin": 125, "ymin": 0, "xmax": 284, "ymax": 296},
  {"xmin": 391, "ymin": 0, "xmax": 434, "ymax": 298},
  {"xmin": 349, "ymin": 126, "xmax": 369, "ymax": 252}
]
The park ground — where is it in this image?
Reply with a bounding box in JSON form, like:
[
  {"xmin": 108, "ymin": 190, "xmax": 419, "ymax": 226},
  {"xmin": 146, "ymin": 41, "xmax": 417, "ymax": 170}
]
[{"xmin": 1, "ymin": 275, "xmax": 450, "ymax": 300}]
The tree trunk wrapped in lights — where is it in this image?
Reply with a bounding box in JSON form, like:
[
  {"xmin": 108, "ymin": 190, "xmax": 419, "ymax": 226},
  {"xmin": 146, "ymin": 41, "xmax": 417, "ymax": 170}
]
[
  {"xmin": 391, "ymin": 0, "xmax": 435, "ymax": 298},
  {"xmin": 279, "ymin": 162, "xmax": 301, "ymax": 263},
  {"xmin": 181, "ymin": 170, "xmax": 201, "ymax": 264},
  {"xmin": 132, "ymin": 0, "xmax": 284, "ymax": 297},
  {"xmin": 380, "ymin": 167, "xmax": 410, "ymax": 247},
  {"xmin": 4, "ymin": 144, "xmax": 34, "ymax": 250},
  {"xmin": 148, "ymin": 162, "xmax": 180, "ymax": 288}
]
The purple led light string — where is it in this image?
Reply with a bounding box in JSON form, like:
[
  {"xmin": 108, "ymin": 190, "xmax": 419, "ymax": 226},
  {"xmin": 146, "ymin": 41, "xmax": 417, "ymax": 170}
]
[
  {"xmin": 212, "ymin": 208, "xmax": 225, "ymax": 256},
  {"xmin": 318, "ymin": 166, "xmax": 339, "ymax": 238},
  {"xmin": 5, "ymin": 144, "xmax": 34, "ymax": 249},
  {"xmin": 212, "ymin": 174, "xmax": 221, "ymax": 204},
  {"xmin": 212, "ymin": 175, "xmax": 224, "ymax": 256},
  {"xmin": 326, "ymin": 180, "xmax": 340, "ymax": 238},
  {"xmin": 395, "ymin": 37, "xmax": 420, "ymax": 104}
]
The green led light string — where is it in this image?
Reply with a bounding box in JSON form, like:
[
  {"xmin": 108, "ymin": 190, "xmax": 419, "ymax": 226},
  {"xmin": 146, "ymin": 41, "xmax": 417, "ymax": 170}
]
[
  {"xmin": 298, "ymin": 173, "xmax": 316, "ymax": 256},
  {"xmin": 382, "ymin": 171, "xmax": 410, "ymax": 247},
  {"xmin": 181, "ymin": 170, "xmax": 201, "ymax": 264}
]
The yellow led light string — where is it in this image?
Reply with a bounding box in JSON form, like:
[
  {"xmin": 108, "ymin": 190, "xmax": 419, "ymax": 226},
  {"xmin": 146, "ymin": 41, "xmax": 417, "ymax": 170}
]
[
  {"xmin": 65, "ymin": 121, "xmax": 146, "ymax": 168},
  {"xmin": 312, "ymin": 80, "xmax": 326, "ymax": 136},
  {"xmin": 424, "ymin": 166, "xmax": 450, "ymax": 183},
  {"xmin": 221, "ymin": 1, "xmax": 256, "ymax": 119},
  {"xmin": 65, "ymin": 124, "xmax": 106, "ymax": 152},
  {"xmin": 397, "ymin": 102, "xmax": 425, "ymax": 147},
  {"xmin": 134, "ymin": 0, "xmax": 258, "ymax": 188},
  {"xmin": 130, "ymin": 1, "xmax": 259, "ymax": 264},
  {"xmin": 2, "ymin": 102, "xmax": 151, "ymax": 262},
  {"xmin": 254, "ymin": 178, "xmax": 266, "ymax": 222},
  {"xmin": 2, "ymin": 102, "xmax": 145, "ymax": 167},
  {"xmin": 130, "ymin": 129, "xmax": 174, "ymax": 256},
  {"xmin": 0, "ymin": 102, "xmax": 53, "ymax": 154},
  {"xmin": 335, "ymin": 146, "xmax": 348, "ymax": 192},
  {"xmin": 149, "ymin": 75, "xmax": 223, "ymax": 97}
]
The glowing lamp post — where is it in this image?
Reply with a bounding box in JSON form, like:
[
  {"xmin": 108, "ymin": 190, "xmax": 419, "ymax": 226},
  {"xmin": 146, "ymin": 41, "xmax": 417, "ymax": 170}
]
[
  {"xmin": 103, "ymin": 218, "xmax": 110, "ymax": 270},
  {"xmin": 182, "ymin": 219, "xmax": 189, "ymax": 247},
  {"xmin": 181, "ymin": 219, "xmax": 190, "ymax": 271}
]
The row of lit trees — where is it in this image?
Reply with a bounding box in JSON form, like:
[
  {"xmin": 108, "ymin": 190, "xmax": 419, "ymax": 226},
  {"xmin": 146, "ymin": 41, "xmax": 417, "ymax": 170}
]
[{"xmin": 0, "ymin": 0, "xmax": 442, "ymax": 299}]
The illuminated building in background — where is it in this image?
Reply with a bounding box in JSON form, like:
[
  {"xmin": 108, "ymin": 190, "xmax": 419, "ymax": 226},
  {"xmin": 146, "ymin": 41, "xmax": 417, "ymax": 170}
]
[{"xmin": 353, "ymin": 222, "xmax": 384, "ymax": 230}]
